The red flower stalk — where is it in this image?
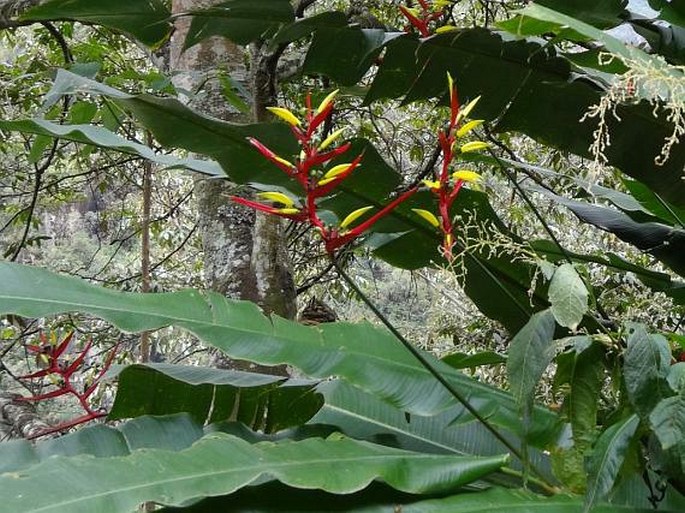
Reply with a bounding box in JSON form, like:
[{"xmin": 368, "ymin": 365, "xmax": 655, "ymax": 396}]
[
  {"xmin": 232, "ymin": 91, "xmax": 417, "ymax": 255},
  {"xmin": 399, "ymin": 1, "xmax": 453, "ymax": 38},
  {"xmin": 412, "ymin": 73, "xmax": 486, "ymax": 261},
  {"xmin": 19, "ymin": 331, "xmax": 119, "ymax": 438}
]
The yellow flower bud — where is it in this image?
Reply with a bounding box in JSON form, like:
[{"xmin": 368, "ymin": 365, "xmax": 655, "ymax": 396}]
[
  {"xmin": 267, "ymin": 106, "xmax": 301, "ymax": 126},
  {"xmin": 451, "ymin": 170, "xmax": 482, "ymax": 182},
  {"xmin": 412, "ymin": 208, "xmax": 440, "ymax": 228},
  {"xmin": 257, "ymin": 191, "xmax": 295, "ymax": 208},
  {"xmin": 456, "ymin": 96, "xmax": 481, "ymax": 122},
  {"xmin": 456, "ymin": 119, "xmax": 483, "ymax": 137},
  {"xmin": 460, "ymin": 141, "xmax": 489, "ymax": 153},
  {"xmin": 316, "ymin": 89, "xmax": 340, "ymax": 114},
  {"xmin": 340, "ymin": 206, "xmax": 373, "ymax": 229}
]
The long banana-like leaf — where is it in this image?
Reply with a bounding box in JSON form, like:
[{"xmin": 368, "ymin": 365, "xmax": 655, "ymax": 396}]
[
  {"xmin": 0, "ymin": 431, "xmax": 507, "ymax": 513},
  {"xmin": 0, "ymin": 262, "xmax": 559, "ymax": 445}
]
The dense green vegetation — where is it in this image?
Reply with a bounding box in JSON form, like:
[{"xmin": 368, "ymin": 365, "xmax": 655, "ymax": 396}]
[{"xmin": 1, "ymin": 0, "xmax": 685, "ymax": 511}]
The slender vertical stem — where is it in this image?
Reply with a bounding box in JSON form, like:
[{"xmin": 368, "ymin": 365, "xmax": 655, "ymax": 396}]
[{"xmin": 139, "ymin": 132, "xmax": 153, "ymax": 364}]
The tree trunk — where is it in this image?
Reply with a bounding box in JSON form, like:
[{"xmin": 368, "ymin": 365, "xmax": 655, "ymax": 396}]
[
  {"xmin": 0, "ymin": 393, "xmax": 51, "ymax": 440},
  {"xmin": 0, "ymin": 0, "xmax": 40, "ymax": 30},
  {"xmin": 170, "ymin": 1, "xmax": 296, "ymax": 372}
]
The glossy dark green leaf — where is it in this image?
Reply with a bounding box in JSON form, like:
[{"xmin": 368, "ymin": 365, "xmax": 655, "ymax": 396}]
[
  {"xmin": 623, "ymin": 323, "xmax": 673, "ymax": 418},
  {"xmin": 309, "ymin": 380, "xmax": 554, "ymax": 477},
  {"xmin": 303, "ymin": 27, "xmax": 396, "ymax": 85},
  {"xmin": 271, "ymin": 11, "xmax": 348, "ymax": 45},
  {"xmin": 108, "ymin": 363, "xmax": 321, "ymax": 431},
  {"xmin": 442, "ymin": 351, "xmax": 506, "ymax": 369},
  {"xmin": 623, "ymin": 179, "xmax": 685, "ymax": 227},
  {"xmin": 507, "ymin": 309, "xmax": 557, "ymax": 411},
  {"xmin": 182, "ymin": 0, "xmax": 294, "ymax": 49},
  {"xmin": 530, "ymin": 0, "xmax": 627, "ymax": 28},
  {"xmin": 548, "ymin": 263, "xmax": 589, "ymax": 330},
  {"xmin": 535, "ymin": 188, "xmax": 685, "ymax": 278},
  {"xmin": 0, "ymin": 432, "xmax": 508, "ymax": 513},
  {"xmin": 21, "ymin": 0, "xmax": 171, "ymax": 47},
  {"xmin": 0, "ymin": 119, "xmax": 224, "ymax": 177},
  {"xmin": 585, "ymin": 414, "xmax": 640, "ymax": 512}
]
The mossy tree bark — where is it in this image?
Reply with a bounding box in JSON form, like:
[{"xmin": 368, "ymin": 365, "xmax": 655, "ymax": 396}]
[{"xmin": 170, "ymin": 0, "xmax": 296, "ymax": 373}]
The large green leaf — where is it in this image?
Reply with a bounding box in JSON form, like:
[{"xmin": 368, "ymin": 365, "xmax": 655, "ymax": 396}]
[
  {"xmin": 507, "ymin": 310, "xmax": 557, "ymax": 413},
  {"xmin": 0, "ymin": 431, "xmax": 507, "ymax": 513},
  {"xmin": 551, "ymin": 342, "xmax": 606, "ymax": 491},
  {"xmin": 157, "ymin": 483, "xmax": 672, "ymax": 513},
  {"xmin": 623, "ymin": 323, "xmax": 673, "ymax": 418},
  {"xmin": 0, "ymin": 414, "xmax": 203, "ymax": 474},
  {"xmin": 303, "ymin": 27, "xmax": 398, "ymax": 85},
  {"xmin": 0, "ymin": 119, "xmax": 224, "ymax": 176},
  {"xmin": 548, "ymin": 263, "xmax": 589, "ymax": 330},
  {"xmin": 533, "ymin": 0, "xmax": 628, "ymax": 28},
  {"xmin": 21, "ymin": 0, "xmax": 171, "ymax": 47},
  {"xmin": 0, "ymin": 262, "xmax": 560, "ymax": 442},
  {"xmin": 650, "ymin": 392, "xmax": 685, "ymax": 453},
  {"xmin": 309, "ymin": 380, "xmax": 553, "ymax": 478},
  {"xmin": 109, "ymin": 363, "xmax": 321, "ymax": 432},
  {"xmin": 584, "ymin": 414, "xmax": 641, "ymax": 512},
  {"xmin": 182, "ymin": 0, "xmax": 294, "ymax": 49},
  {"xmin": 271, "ymin": 11, "xmax": 348, "ymax": 46},
  {"xmin": 567, "ymin": 343, "xmax": 605, "ymax": 446},
  {"xmin": 536, "ymin": 188, "xmax": 685, "ymax": 278}
]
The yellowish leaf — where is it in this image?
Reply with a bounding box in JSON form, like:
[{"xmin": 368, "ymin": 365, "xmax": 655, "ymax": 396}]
[
  {"xmin": 412, "ymin": 208, "xmax": 440, "ymax": 228},
  {"xmin": 340, "ymin": 206, "xmax": 373, "ymax": 229},
  {"xmin": 435, "ymin": 25, "xmax": 458, "ymax": 34}
]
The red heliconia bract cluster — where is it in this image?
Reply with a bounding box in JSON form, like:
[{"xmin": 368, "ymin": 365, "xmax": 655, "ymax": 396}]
[
  {"xmin": 412, "ymin": 73, "xmax": 487, "ymax": 261},
  {"xmin": 399, "ymin": 0, "xmax": 453, "ymax": 38},
  {"xmin": 18, "ymin": 331, "xmax": 118, "ymax": 438},
  {"xmin": 231, "ymin": 91, "xmax": 418, "ymax": 255}
]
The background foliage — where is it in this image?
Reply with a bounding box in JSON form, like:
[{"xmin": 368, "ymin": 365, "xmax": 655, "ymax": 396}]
[{"xmin": 1, "ymin": 0, "xmax": 685, "ymax": 511}]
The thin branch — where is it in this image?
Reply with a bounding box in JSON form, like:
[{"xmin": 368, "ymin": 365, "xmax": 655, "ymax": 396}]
[
  {"xmin": 40, "ymin": 22, "xmax": 73, "ymax": 64},
  {"xmin": 295, "ymin": 0, "xmax": 317, "ymax": 18},
  {"xmin": 8, "ymin": 138, "xmax": 59, "ymax": 261}
]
